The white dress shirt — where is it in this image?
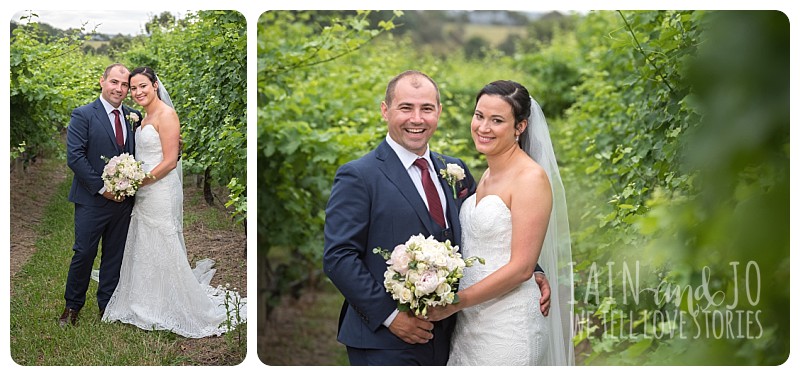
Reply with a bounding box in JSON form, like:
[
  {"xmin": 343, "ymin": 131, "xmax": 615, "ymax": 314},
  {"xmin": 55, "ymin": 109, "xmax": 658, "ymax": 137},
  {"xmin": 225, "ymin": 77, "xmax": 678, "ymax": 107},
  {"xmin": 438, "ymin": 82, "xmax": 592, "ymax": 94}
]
[
  {"xmin": 384, "ymin": 134, "xmax": 448, "ymax": 227},
  {"xmin": 97, "ymin": 96, "xmax": 128, "ymax": 194},
  {"xmin": 99, "ymin": 95, "xmax": 128, "ymax": 144},
  {"xmin": 382, "ymin": 134, "xmax": 449, "ymax": 327}
]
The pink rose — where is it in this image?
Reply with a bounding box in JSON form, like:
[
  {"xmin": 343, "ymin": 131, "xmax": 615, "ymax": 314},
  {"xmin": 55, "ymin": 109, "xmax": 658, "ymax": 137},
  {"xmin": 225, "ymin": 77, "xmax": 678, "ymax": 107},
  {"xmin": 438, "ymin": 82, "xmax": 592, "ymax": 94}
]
[
  {"xmin": 388, "ymin": 244, "xmax": 411, "ymax": 274},
  {"xmin": 415, "ymin": 269, "xmax": 442, "ymax": 296},
  {"xmin": 116, "ymin": 179, "xmax": 130, "ymax": 191}
]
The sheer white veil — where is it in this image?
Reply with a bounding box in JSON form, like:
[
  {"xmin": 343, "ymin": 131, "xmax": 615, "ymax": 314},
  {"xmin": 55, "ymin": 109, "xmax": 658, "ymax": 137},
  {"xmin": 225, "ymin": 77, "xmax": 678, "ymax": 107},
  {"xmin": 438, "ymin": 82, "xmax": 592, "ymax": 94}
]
[
  {"xmin": 520, "ymin": 97, "xmax": 575, "ymax": 366},
  {"xmin": 155, "ymin": 75, "xmax": 182, "ymax": 186},
  {"xmin": 155, "ymin": 75, "xmax": 190, "ymax": 260}
]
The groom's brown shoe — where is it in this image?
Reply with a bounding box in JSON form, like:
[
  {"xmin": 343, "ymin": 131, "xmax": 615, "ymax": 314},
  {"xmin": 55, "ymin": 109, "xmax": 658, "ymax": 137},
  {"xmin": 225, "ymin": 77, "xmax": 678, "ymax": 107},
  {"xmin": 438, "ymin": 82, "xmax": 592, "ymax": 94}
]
[{"xmin": 58, "ymin": 307, "xmax": 79, "ymax": 328}]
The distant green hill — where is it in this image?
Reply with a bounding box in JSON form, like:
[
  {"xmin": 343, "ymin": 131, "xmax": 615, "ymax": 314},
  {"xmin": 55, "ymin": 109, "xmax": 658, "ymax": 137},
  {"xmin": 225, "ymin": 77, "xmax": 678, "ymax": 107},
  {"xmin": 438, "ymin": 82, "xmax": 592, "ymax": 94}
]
[{"xmin": 443, "ymin": 22, "xmax": 527, "ymax": 47}]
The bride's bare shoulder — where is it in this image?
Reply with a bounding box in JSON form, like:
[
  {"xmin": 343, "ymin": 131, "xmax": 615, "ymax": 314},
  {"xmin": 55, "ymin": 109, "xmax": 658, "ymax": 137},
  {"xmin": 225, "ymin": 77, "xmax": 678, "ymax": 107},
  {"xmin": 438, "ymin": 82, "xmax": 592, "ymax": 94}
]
[
  {"xmin": 150, "ymin": 104, "xmax": 180, "ymax": 130},
  {"xmin": 159, "ymin": 104, "xmax": 180, "ymax": 124},
  {"xmin": 518, "ymin": 155, "xmax": 548, "ymax": 183},
  {"xmin": 512, "ymin": 158, "xmax": 551, "ymax": 201}
]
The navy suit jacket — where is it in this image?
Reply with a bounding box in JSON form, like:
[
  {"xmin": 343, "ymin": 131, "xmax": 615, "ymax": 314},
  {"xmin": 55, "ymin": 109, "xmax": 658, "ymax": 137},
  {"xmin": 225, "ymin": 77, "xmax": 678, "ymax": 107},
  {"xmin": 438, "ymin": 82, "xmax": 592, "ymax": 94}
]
[
  {"xmin": 67, "ymin": 98, "xmax": 141, "ymax": 206},
  {"xmin": 323, "ymin": 140, "xmax": 477, "ymax": 350}
]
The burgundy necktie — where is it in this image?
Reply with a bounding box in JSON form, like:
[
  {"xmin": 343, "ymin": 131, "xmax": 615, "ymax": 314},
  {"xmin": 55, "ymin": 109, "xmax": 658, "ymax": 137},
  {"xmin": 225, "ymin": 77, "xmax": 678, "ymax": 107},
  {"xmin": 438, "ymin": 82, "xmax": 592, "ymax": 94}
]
[
  {"xmin": 413, "ymin": 158, "xmax": 446, "ymax": 229},
  {"xmin": 112, "ymin": 109, "xmax": 124, "ymax": 148}
]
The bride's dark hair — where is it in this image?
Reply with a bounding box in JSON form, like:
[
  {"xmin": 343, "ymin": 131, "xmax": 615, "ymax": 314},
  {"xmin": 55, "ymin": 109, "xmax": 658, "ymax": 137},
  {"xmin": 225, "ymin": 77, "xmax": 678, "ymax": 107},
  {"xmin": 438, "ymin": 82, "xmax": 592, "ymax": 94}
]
[
  {"xmin": 129, "ymin": 66, "xmax": 161, "ymax": 99},
  {"xmin": 475, "ymin": 80, "xmax": 532, "ymax": 147}
]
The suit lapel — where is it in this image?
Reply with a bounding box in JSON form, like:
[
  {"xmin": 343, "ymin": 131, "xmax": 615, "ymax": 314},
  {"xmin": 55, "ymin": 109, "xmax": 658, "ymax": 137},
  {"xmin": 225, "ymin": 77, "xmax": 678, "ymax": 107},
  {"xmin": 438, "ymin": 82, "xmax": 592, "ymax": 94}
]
[
  {"xmin": 122, "ymin": 106, "xmax": 135, "ymax": 154},
  {"xmin": 375, "ymin": 141, "xmax": 435, "ymax": 236},
  {"xmin": 93, "ymin": 100, "xmax": 121, "ymax": 153},
  {"xmin": 431, "ymin": 152, "xmax": 461, "ymax": 244}
]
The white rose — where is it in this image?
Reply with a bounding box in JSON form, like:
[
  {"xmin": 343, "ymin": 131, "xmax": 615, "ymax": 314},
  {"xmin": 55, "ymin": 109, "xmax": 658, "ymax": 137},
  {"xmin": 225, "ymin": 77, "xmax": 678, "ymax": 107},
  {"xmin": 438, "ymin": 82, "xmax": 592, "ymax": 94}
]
[
  {"xmin": 384, "ymin": 270, "xmax": 397, "ymax": 286},
  {"xmin": 407, "ymin": 234, "xmax": 426, "ymax": 248},
  {"xmin": 387, "ymin": 280, "xmax": 401, "ymax": 298},
  {"xmin": 393, "ymin": 282, "xmax": 410, "ymax": 298},
  {"xmin": 415, "ymin": 246, "xmax": 435, "ymax": 263},
  {"xmin": 429, "ymin": 251, "xmax": 448, "ymax": 268},
  {"xmin": 435, "ymin": 281, "xmax": 451, "ymax": 296},
  {"xmin": 398, "ymin": 286, "xmax": 414, "ymax": 303},
  {"xmin": 446, "ymin": 254, "xmax": 465, "ymax": 271},
  {"xmin": 446, "ymin": 163, "xmax": 466, "ymax": 180}
]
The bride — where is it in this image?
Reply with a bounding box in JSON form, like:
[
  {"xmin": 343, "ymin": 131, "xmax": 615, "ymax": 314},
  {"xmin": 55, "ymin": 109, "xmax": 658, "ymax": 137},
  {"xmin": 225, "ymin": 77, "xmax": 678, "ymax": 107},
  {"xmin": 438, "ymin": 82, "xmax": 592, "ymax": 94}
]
[
  {"xmin": 423, "ymin": 80, "xmax": 574, "ymax": 365},
  {"xmin": 101, "ymin": 66, "xmax": 246, "ymax": 338}
]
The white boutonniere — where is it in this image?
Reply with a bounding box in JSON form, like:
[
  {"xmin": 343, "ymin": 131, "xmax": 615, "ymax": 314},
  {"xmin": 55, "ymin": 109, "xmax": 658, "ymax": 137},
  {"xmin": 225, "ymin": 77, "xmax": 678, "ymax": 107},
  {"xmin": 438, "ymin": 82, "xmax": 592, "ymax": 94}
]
[
  {"xmin": 126, "ymin": 112, "xmax": 140, "ymax": 124},
  {"xmin": 437, "ymin": 157, "xmax": 466, "ymax": 199}
]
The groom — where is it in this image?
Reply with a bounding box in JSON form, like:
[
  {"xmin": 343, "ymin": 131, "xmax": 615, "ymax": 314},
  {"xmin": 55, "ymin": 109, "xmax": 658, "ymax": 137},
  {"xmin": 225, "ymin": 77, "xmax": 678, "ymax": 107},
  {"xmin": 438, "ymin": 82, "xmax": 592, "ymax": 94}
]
[
  {"xmin": 60, "ymin": 63, "xmax": 142, "ymax": 327},
  {"xmin": 323, "ymin": 70, "xmax": 550, "ymax": 365}
]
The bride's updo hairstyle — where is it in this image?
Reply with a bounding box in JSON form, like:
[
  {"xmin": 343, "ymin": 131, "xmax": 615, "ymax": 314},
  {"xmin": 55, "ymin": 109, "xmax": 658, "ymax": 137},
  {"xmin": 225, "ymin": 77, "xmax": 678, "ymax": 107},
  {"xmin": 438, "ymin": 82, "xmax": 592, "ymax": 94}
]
[
  {"xmin": 129, "ymin": 66, "xmax": 161, "ymax": 99},
  {"xmin": 475, "ymin": 80, "xmax": 532, "ymax": 148}
]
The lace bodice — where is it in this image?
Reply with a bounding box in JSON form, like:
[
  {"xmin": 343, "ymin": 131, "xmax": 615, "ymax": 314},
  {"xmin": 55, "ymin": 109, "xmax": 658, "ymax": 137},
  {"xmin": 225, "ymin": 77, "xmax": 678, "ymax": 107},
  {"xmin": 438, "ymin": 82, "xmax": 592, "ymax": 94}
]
[
  {"xmin": 131, "ymin": 124, "xmax": 181, "ymax": 234},
  {"xmin": 135, "ymin": 124, "xmax": 165, "ymax": 172},
  {"xmin": 447, "ymin": 194, "xmax": 546, "ymax": 366},
  {"xmin": 458, "ymin": 195, "xmax": 513, "ymax": 289}
]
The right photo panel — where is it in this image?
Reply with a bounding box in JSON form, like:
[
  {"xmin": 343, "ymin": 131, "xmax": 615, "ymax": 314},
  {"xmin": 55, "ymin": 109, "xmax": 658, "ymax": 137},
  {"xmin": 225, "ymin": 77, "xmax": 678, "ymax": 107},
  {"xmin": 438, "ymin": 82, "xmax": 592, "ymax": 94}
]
[{"xmin": 257, "ymin": 10, "xmax": 790, "ymax": 366}]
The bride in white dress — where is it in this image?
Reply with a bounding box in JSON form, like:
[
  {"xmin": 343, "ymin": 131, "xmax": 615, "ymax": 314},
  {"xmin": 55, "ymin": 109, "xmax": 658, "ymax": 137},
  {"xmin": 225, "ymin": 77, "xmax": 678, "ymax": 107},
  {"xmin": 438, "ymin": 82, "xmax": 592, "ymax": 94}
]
[
  {"xmin": 101, "ymin": 67, "xmax": 246, "ymax": 338},
  {"xmin": 424, "ymin": 81, "xmax": 573, "ymax": 365}
]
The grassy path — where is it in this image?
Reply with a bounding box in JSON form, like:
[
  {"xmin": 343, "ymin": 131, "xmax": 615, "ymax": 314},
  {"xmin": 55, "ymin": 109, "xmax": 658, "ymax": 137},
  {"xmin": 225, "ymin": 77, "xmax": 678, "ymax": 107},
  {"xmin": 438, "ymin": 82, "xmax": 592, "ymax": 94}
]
[{"xmin": 9, "ymin": 158, "xmax": 246, "ymax": 365}]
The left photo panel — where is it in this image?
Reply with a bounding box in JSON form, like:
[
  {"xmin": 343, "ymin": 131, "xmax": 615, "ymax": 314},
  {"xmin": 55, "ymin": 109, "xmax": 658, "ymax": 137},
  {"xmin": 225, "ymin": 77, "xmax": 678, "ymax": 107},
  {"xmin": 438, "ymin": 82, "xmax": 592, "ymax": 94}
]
[{"xmin": 8, "ymin": 10, "xmax": 247, "ymax": 365}]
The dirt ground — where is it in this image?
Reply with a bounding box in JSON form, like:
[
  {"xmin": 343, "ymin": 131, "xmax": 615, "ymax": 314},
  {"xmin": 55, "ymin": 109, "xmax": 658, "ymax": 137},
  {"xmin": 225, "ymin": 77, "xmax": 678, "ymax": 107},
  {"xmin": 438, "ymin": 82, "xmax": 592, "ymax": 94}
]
[
  {"xmin": 9, "ymin": 160, "xmax": 63, "ymax": 279},
  {"xmin": 9, "ymin": 159, "xmax": 246, "ymax": 290},
  {"xmin": 8, "ymin": 158, "xmax": 247, "ymax": 365},
  {"xmin": 259, "ymin": 287, "xmax": 344, "ymax": 366}
]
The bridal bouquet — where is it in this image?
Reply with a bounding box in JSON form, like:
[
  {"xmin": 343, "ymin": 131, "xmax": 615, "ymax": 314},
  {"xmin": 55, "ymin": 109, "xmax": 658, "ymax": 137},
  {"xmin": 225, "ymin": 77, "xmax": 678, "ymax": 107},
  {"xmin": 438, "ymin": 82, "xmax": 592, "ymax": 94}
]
[
  {"xmin": 373, "ymin": 234, "xmax": 484, "ymax": 317},
  {"xmin": 101, "ymin": 153, "xmax": 149, "ymax": 200}
]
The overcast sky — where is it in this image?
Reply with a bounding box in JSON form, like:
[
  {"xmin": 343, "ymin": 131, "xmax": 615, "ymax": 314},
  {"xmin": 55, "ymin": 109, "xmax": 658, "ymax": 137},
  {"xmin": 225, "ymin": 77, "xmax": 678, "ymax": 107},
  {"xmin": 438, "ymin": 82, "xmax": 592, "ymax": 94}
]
[{"xmin": 10, "ymin": 10, "xmax": 189, "ymax": 36}]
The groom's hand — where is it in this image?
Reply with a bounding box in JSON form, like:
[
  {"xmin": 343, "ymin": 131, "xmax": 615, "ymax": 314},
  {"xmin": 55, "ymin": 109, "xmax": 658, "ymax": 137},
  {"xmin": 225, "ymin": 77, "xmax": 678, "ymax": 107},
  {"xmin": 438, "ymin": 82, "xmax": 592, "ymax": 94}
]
[
  {"xmin": 102, "ymin": 191, "xmax": 123, "ymax": 202},
  {"xmin": 535, "ymin": 272, "xmax": 551, "ymax": 316},
  {"xmin": 178, "ymin": 136, "xmax": 184, "ymax": 161},
  {"xmin": 388, "ymin": 311, "xmax": 434, "ymax": 345}
]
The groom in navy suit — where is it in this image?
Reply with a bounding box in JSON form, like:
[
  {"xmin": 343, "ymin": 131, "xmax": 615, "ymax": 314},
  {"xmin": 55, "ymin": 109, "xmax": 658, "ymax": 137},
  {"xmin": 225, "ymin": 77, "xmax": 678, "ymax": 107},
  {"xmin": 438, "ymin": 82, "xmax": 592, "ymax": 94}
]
[
  {"xmin": 60, "ymin": 63, "xmax": 142, "ymax": 327},
  {"xmin": 323, "ymin": 71, "xmax": 549, "ymax": 365}
]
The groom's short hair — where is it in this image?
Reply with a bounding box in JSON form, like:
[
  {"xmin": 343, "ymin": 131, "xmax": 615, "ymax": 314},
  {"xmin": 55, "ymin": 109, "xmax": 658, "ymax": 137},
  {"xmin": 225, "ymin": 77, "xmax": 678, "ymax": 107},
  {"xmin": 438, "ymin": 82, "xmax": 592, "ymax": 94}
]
[
  {"xmin": 384, "ymin": 70, "xmax": 441, "ymax": 106},
  {"xmin": 103, "ymin": 63, "xmax": 130, "ymax": 79}
]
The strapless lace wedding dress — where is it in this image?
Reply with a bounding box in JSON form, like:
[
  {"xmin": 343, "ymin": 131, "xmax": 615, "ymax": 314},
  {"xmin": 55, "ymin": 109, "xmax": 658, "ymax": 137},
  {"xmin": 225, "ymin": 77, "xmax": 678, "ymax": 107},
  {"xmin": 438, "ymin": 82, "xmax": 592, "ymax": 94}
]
[
  {"xmin": 102, "ymin": 124, "xmax": 246, "ymax": 338},
  {"xmin": 447, "ymin": 194, "xmax": 546, "ymax": 365}
]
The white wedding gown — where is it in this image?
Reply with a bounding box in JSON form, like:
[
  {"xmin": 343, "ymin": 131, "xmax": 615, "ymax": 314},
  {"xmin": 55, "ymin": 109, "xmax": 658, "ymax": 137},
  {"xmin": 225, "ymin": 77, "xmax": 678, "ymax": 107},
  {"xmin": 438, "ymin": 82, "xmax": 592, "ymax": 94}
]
[
  {"xmin": 448, "ymin": 194, "xmax": 546, "ymax": 366},
  {"xmin": 102, "ymin": 124, "xmax": 246, "ymax": 338}
]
